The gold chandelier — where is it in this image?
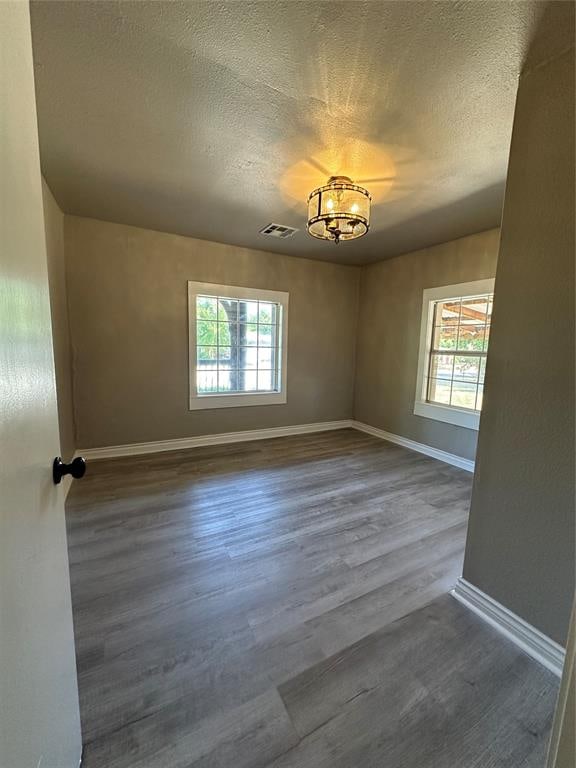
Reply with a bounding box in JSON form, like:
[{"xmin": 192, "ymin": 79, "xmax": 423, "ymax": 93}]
[{"xmin": 307, "ymin": 176, "xmax": 371, "ymax": 245}]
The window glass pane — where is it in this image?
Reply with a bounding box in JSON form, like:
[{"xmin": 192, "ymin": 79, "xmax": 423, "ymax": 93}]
[
  {"xmin": 460, "ymin": 296, "xmax": 490, "ymax": 324},
  {"xmin": 454, "ymin": 355, "xmax": 480, "ymax": 382},
  {"xmin": 239, "ymin": 347, "xmax": 257, "ymax": 369},
  {"xmin": 258, "ymin": 302, "xmax": 277, "ymax": 324},
  {"xmin": 197, "ymin": 320, "xmax": 218, "ymax": 346},
  {"xmin": 231, "ymin": 371, "xmax": 247, "ymax": 391},
  {"xmin": 218, "ymin": 346, "xmax": 232, "ymax": 363},
  {"xmin": 242, "ymin": 371, "xmax": 257, "ymax": 391},
  {"xmin": 239, "ymin": 323, "xmax": 258, "ymax": 346},
  {"xmin": 424, "ymin": 290, "xmax": 493, "ymax": 414},
  {"xmin": 450, "ymin": 380, "xmax": 477, "ymax": 409},
  {"xmin": 218, "ymin": 298, "xmax": 238, "ymax": 322},
  {"xmin": 429, "ymin": 353, "xmax": 454, "ymax": 381},
  {"xmin": 217, "ymin": 370, "xmax": 234, "ymax": 391},
  {"xmin": 197, "ymin": 370, "xmax": 218, "ymax": 393},
  {"xmin": 258, "ymin": 324, "xmax": 274, "ymax": 347},
  {"xmin": 457, "ymin": 325, "xmax": 485, "ymax": 351},
  {"xmin": 427, "ymin": 378, "xmax": 451, "ymax": 404},
  {"xmin": 436, "ymin": 299, "xmax": 461, "ymax": 325},
  {"xmin": 433, "ymin": 325, "xmax": 457, "ymax": 350},
  {"xmin": 479, "ymin": 357, "xmax": 487, "ymax": 384},
  {"xmin": 193, "ymin": 289, "xmax": 284, "ymax": 398},
  {"xmin": 257, "ymin": 347, "xmax": 274, "ymax": 368},
  {"xmin": 257, "ymin": 370, "xmax": 274, "ymax": 391},
  {"xmin": 197, "ymin": 296, "xmax": 218, "ymax": 321},
  {"xmin": 216, "ymin": 321, "xmax": 233, "ymax": 346},
  {"xmin": 239, "ymin": 300, "xmax": 259, "ymax": 323},
  {"xmin": 197, "ymin": 345, "xmax": 217, "ymax": 363}
]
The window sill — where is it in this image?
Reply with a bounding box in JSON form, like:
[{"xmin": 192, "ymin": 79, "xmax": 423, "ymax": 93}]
[
  {"xmin": 414, "ymin": 400, "xmax": 480, "ymax": 430},
  {"xmin": 189, "ymin": 391, "xmax": 287, "ymax": 411}
]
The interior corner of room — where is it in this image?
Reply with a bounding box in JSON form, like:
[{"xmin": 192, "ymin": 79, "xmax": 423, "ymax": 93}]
[
  {"xmin": 46, "ymin": 199, "xmax": 500, "ymax": 465},
  {"xmin": 2, "ymin": 1, "xmax": 574, "ymax": 767}
]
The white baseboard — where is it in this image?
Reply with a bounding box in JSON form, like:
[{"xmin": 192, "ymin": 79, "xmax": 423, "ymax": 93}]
[
  {"xmin": 76, "ymin": 420, "xmax": 354, "ymax": 460},
  {"xmin": 452, "ymin": 578, "xmax": 565, "ymax": 677},
  {"xmin": 76, "ymin": 419, "xmax": 475, "ymax": 470},
  {"xmin": 351, "ymin": 420, "xmax": 475, "ymax": 472}
]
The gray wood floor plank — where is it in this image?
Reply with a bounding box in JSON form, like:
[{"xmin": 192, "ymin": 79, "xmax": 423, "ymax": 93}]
[
  {"xmin": 83, "ymin": 688, "xmax": 299, "ymax": 768},
  {"xmin": 272, "ymin": 599, "xmax": 556, "ymax": 768},
  {"xmin": 65, "ymin": 430, "xmax": 558, "ymax": 767}
]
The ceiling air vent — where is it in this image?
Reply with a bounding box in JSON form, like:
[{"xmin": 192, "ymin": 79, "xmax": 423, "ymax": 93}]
[{"xmin": 259, "ymin": 223, "xmax": 299, "ymax": 239}]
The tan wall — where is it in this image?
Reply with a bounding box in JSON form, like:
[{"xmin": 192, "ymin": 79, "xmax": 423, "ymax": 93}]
[
  {"xmin": 65, "ymin": 216, "xmax": 360, "ymax": 448},
  {"xmin": 463, "ymin": 40, "xmax": 575, "ymax": 643},
  {"xmin": 42, "ymin": 178, "xmax": 75, "ymax": 458},
  {"xmin": 354, "ymin": 229, "xmax": 500, "ymax": 461}
]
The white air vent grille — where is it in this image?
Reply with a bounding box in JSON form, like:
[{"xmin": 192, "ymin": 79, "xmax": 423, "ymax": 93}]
[{"xmin": 259, "ymin": 223, "xmax": 299, "ymax": 239}]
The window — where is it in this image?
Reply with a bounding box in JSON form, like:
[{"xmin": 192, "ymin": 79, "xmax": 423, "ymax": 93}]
[
  {"xmin": 188, "ymin": 281, "xmax": 288, "ymax": 410},
  {"xmin": 414, "ymin": 279, "xmax": 495, "ymax": 430}
]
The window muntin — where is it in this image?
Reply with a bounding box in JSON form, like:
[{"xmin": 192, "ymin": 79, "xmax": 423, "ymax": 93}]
[
  {"xmin": 196, "ymin": 296, "xmax": 282, "ymax": 395},
  {"xmin": 188, "ymin": 282, "xmax": 288, "ymax": 410},
  {"xmin": 426, "ymin": 293, "xmax": 493, "ymax": 412}
]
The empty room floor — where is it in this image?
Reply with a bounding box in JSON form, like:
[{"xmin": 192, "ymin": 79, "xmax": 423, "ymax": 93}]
[{"xmin": 66, "ymin": 429, "xmax": 558, "ymax": 767}]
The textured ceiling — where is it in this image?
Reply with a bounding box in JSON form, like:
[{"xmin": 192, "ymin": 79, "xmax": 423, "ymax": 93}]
[{"xmin": 30, "ymin": 0, "xmax": 542, "ymax": 265}]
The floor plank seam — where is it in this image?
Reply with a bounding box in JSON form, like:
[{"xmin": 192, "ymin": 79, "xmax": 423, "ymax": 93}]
[{"xmin": 67, "ymin": 432, "xmax": 558, "ymax": 768}]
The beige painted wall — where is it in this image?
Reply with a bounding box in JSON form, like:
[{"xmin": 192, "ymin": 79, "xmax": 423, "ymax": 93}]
[
  {"xmin": 0, "ymin": 2, "xmax": 81, "ymax": 765},
  {"xmin": 64, "ymin": 215, "xmax": 500, "ymax": 458},
  {"xmin": 65, "ymin": 216, "xmax": 359, "ymax": 448},
  {"xmin": 463, "ymin": 39, "xmax": 575, "ymax": 643},
  {"xmin": 42, "ymin": 178, "xmax": 75, "ymax": 459},
  {"xmin": 354, "ymin": 229, "xmax": 499, "ymax": 461}
]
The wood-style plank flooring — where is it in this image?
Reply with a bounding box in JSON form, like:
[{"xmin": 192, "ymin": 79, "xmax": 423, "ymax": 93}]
[{"xmin": 66, "ymin": 429, "xmax": 558, "ymax": 767}]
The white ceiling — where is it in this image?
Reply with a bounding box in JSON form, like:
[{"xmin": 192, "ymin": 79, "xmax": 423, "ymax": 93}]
[{"xmin": 30, "ymin": 0, "xmax": 542, "ymax": 265}]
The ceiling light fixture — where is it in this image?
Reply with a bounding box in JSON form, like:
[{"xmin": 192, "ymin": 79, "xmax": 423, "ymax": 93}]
[{"xmin": 307, "ymin": 176, "xmax": 371, "ymax": 245}]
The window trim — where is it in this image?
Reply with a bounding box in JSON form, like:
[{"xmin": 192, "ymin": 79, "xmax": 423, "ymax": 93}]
[
  {"xmin": 414, "ymin": 278, "xmax": 495, "ymax": 431},
  {"xmin": 188, "ymin": 281, "xmax": 289, "ymax": 411}
]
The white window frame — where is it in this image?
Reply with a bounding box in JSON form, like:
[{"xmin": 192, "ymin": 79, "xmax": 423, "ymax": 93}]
[
  {"xmin": 188, "ymin": 281, "xmax": 289, "ymax": 410},
  {"xmin": 414, "ymin": 278, "xmax": 495, "ymax": 430}
]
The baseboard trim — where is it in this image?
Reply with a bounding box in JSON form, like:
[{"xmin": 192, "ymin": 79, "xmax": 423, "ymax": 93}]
[
  {"xmin": 452, "ymin": 578, "xmax": 565, "ymax": 677},
  {"xmin": 76, "ymin": 420, "xmax": 354, "ymax": 460},
  {"xmin": 77, "ymin": 419, "xmax": 475, "ymax": 469},
  {"xmin": 351, "ymin": 421, "xmax": 475, "ymax": 472}
]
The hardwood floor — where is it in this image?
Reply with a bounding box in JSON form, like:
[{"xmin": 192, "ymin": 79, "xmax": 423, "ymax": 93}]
[{"xmin": 66, "ymin": 429, "xmax": 558, "ymax": 767}]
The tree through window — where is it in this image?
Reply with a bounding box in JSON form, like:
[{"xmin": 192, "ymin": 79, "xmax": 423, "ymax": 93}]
[{"xmin": 189, "ymin": 282, "xmax": 288, "ymax": 410}]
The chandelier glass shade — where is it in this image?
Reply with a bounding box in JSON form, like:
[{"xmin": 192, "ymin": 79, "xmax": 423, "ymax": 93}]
[{"xmin": 307, "ymin": 176, "xmax": 371, "ymax": 244}]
